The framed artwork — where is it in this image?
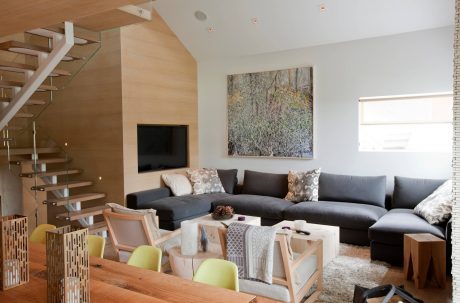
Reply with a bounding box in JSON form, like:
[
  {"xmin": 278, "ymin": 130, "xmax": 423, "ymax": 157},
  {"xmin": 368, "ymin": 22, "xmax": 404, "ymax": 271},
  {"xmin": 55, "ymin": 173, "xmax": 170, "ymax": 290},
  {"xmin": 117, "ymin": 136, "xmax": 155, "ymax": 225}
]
[{"xmin": 227, "ymin": 66, "xmax": 314, "ymax": 158}]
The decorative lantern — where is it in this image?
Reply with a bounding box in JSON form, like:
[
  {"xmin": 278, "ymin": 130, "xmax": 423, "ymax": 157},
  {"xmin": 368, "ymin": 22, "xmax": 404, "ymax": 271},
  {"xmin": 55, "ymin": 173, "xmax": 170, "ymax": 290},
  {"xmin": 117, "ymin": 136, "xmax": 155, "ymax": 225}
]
[
  {"xmin": 46, "ymin": 226, "xmax": 89, "ymax": 303},
  {"xmin": 0, "ymin": 214, "xmax": 28, "ymax": 290}
]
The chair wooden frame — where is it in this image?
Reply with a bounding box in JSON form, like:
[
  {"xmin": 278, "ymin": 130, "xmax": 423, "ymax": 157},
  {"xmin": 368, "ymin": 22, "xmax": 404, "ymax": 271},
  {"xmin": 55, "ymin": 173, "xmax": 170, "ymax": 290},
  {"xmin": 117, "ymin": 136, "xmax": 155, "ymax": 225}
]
[
  {"xmin": 218, "ymin": 228, "xmax": 323, "ymax": 303},
  {"xmin": 103, "ymin": 209, "xmax": 181, "ymax": 262}
]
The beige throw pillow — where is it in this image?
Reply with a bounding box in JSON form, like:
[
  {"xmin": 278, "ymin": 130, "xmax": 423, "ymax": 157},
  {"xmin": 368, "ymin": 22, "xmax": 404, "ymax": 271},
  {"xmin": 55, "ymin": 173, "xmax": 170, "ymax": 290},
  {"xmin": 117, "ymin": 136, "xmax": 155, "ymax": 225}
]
[
  {"xmin": 414, "ymin": 180, "xmax": 452, "ymax": 224},
  {"xmin": 161, "ymin": 173, "xmax": 193, "ymax": 196},
  {"xmin": 186, "ymin": 168, "xmax": 225, "ymax": 194},
  {"xmin": 285, "ymin": 169, "xmax": 321, "ymax": 202}
]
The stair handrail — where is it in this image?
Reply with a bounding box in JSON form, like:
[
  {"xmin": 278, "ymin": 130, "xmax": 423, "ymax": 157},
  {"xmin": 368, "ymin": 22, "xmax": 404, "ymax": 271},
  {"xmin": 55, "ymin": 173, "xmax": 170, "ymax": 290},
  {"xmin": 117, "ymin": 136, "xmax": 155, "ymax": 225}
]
[{"xmin": 0, "ymin": 22, "xmax": 75, "ymax": 130}]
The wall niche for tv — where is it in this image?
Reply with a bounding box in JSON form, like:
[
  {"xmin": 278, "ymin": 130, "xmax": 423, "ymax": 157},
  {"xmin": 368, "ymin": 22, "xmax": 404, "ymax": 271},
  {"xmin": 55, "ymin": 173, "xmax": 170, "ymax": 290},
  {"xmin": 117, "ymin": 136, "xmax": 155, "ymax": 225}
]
[{"xmin": 137, "ymin": 124, "xmax": 188, "ymax": 173}]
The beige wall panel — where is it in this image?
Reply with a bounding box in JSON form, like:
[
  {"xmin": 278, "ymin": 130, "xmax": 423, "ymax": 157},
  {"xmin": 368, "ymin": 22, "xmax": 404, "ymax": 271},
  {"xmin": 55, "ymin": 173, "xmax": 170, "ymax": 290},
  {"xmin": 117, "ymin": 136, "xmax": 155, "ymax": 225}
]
[
  {"xmin": 120, "ymin": 10, "xmax": 198, "ymax": 196},
  {"xmin": 36, "ymin": 29, "xmax": 124, "ymax": 206}
]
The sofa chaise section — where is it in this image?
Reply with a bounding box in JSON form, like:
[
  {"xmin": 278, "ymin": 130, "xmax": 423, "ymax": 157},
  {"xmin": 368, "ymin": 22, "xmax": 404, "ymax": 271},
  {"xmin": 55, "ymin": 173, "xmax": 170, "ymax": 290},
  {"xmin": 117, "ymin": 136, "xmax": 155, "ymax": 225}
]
[
  {"xmin": 368, "ymin": 176, "xmax": 451, "ymax": 269},
  {"xmin": 127, "ymin": 187, "xmax": 232, "ymax": 230}
]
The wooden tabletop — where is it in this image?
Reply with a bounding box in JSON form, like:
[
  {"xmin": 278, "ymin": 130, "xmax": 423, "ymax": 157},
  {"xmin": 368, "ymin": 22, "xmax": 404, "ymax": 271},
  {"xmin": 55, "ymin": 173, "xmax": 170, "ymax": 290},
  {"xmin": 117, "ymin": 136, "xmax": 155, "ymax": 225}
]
[{"xmin": 0, "ymin": 243, "xmax": 256, "ymax": 303}]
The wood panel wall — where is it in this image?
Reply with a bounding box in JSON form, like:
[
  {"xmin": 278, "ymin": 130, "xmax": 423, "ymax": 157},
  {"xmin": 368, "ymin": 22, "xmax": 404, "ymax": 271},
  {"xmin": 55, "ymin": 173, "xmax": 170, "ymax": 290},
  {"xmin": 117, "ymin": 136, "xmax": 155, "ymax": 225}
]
[
  {"xmin": 120, "ymin": 10, "xmax": 198, "ymax": 196},
  {"xmin": 36, "ymin": 29, "xmax": 125, "ymax": 218}
]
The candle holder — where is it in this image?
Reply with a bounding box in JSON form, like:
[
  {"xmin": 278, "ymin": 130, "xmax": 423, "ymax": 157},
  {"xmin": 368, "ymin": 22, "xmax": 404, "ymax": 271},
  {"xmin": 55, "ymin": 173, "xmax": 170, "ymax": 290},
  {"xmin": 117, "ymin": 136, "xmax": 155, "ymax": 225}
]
[
  {"xmin": 0, "ymin": 214, "xmax": 28, "ymax": 290},
  {"xmin": 46, "ymin": 226, "xmax": 89, "ymax": 303}
]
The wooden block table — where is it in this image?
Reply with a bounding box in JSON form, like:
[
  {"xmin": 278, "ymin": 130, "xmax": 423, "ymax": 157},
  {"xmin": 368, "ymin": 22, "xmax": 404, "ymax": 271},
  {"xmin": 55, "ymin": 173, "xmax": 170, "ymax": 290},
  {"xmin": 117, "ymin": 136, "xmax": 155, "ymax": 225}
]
[
  {"xmin": 274, "ymin": 221, "xmax": 340, "ymax": 267},
  {"xmin": 404, "ymin": 233, "xmax": 446, "ymax": 289}
]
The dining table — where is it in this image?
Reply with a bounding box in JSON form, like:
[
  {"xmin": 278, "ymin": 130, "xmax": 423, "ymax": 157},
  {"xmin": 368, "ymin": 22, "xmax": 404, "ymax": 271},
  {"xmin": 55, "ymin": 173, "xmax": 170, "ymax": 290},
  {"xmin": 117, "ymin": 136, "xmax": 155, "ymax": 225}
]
[{"xmin": 0, "ymin": 243, "xmax": 257, "ymax": 303}]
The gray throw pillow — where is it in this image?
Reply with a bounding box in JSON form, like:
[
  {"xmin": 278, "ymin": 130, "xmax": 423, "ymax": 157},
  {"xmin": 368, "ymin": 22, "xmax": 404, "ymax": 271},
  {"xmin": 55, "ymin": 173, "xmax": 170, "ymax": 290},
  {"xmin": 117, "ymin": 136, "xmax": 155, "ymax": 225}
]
[
  {"xmin": 285, "ymin": 169, "xmax": 321, "ymax": 202},
  {"xmin": 186, "ymin": 168, "xmax": 226, "ymax": 194},
  {"xmin": 413, "ymin": 180, "xmax": 452, "ymax": 224}
]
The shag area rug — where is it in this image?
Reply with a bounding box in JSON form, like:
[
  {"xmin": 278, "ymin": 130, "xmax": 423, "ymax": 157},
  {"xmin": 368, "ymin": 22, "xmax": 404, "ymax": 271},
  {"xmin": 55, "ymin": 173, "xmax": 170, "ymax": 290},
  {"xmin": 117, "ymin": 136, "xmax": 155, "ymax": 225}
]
[{"xmin": 315, "ymin": 244, "xmax": 390, "ymax": 303}]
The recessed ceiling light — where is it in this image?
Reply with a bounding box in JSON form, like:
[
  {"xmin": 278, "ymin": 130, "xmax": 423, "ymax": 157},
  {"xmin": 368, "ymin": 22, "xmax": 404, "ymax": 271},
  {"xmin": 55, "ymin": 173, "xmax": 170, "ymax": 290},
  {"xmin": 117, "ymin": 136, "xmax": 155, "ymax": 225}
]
[
  {"xmin": 194, "ymin": 10, "xmax": 207, "ymax": 21},
  {"xmin": 319, "ymin": 4, "xmax": 327, "ymax": 12},
  {"xmin": 207, "ymin": 26, "xmax": 216, "ymax": 33},
  {"xmin": 251, "ymin": 17, "xmax": 258, "ymax": 25}
]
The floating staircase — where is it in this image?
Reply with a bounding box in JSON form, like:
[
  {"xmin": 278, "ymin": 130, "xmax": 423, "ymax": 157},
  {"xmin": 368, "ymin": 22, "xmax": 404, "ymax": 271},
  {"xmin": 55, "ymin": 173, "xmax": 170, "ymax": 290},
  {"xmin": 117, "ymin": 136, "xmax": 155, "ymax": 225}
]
[{"xmin": 0, "ymin": 22, "xmax": 107, "ymax": 236}]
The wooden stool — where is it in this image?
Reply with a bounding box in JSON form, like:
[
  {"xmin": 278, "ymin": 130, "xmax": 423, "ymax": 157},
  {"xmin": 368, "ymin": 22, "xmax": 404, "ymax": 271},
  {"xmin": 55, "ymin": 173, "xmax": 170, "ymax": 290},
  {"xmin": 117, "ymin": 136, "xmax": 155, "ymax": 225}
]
[{"xmin": 404, "ymin": 233, "xmax": 446, "ymax": 289}]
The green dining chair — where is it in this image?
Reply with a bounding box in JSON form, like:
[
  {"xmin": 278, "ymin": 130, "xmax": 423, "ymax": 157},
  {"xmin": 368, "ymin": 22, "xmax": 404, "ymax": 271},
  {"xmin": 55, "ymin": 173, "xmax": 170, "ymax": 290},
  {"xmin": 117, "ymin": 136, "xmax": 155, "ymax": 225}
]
[
  {"xmin": 30, "ymin": 224, "xmax": 56, "ymax": 244},
  {"xmin": 193, "ymin": 258, "xmax": 239, "ymax": 291},
  {"xmin": 88, "ymin": 235, "xmax": 106, "ymax": 258},
  {"xmin": 127, "ymin": 245, "xmax": 162, "ymax": 272}
]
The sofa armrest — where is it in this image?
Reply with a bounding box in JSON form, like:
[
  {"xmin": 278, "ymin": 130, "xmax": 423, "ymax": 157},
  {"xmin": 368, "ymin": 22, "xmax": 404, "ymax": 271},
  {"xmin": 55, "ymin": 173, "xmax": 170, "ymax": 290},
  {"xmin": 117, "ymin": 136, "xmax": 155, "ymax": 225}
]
[{"xmin": 126, "ymin": 187, "xmax": 172, "ymax": 209}]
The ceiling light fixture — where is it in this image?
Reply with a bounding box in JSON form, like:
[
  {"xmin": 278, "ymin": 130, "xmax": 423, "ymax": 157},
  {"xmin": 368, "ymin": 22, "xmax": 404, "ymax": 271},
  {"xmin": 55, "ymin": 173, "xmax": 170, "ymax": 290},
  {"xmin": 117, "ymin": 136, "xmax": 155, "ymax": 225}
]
[
  {"xmin": 207, "ymin": 26, "xmax": 216, "ymax": 33},
  {"xmin": 194, "ymin": 10, "xmax": 207, "ymax": 21},
  {"xmin": 319, "ymin": 4, "xmax": 327, "ymax": 12},
  {"xmin": 251, "ymin": 17, "xmax": 258, "ymax": 25}
]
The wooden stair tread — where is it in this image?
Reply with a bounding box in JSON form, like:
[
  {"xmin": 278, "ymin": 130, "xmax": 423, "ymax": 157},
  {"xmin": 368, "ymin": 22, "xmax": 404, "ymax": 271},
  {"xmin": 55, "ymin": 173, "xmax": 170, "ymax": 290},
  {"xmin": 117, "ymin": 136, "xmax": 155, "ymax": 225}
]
[
  {"xmin": 0, "ymin": 147, "xmax": 60, "ymax": 156},
  {"xmin": 27, "ymin": 27, "xmax": 99, "ymax": 45},
  {"xmin": 20, "ymin": 168, "xmax": 82, "ymax": 178},
  {"xmin": 0, "ymin": 79, "xmax": 58, "ymax": 91},
  {"xmin": 88, "ymin": 222, "xmax": 108, "ymax": 234},
  {"xmin": 15, "ymin": 113, "xmax": 34, "ymax": 118},
  {"xmin": 31, "ymin": 180, "xmax": 92, "ymax": 191},
  {"xmin": 45, "ymin": 193, "xmax": 106, "ymax": 206},
  {"xmin": 0, "ymin": 41, "xmax": 83, "ymax": 61},
  {"xmin": 10, "ymin": 157, "xmax": 69, "ymax": 165},
  {"xmin": 56, "ymin": 205, "xmax": 109, "ymax": 220},
  {"xmin": 0, "ymin": 97, "xmax": 46, "ymax": 105},
  {"xmin": 0, "ymin": 59, "xmax": 70, "ymax": 76}
]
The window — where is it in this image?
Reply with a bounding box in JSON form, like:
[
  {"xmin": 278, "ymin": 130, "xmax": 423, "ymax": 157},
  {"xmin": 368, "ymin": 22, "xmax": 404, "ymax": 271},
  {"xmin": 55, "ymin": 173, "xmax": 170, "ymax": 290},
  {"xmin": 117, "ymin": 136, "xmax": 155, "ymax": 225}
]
[{"xmin": 359, "ymin": 92, "xmax": 453, "ymax": 152}]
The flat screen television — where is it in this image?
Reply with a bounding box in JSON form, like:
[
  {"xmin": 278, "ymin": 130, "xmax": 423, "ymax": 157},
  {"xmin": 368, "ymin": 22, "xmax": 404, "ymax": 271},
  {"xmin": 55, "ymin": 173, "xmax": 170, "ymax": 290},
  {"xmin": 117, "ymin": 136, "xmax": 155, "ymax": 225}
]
[{"xmin": 137, "ymin": 124, "xmax": 188, "ymax": 173}]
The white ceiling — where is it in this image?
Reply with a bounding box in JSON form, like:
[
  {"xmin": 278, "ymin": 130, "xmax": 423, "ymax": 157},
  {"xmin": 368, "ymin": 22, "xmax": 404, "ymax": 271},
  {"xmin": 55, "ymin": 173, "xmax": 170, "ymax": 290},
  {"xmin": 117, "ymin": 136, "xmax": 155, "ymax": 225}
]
[{"xmin": 153, "ymin": 0, "xmax": 454, "ymax": 60}]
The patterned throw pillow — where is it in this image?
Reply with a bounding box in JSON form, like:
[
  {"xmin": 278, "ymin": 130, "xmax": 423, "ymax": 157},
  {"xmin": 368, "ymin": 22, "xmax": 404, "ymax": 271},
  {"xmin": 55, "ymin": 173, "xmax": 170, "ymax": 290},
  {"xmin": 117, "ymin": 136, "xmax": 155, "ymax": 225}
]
[
  {"xmin": 186, "ymin": 168, "xmax": 226, "ymax": 195},
  {"xmin": 285, "ymin": 169, "xmax": 321, "ymax": 202},
  {"xmin": 414, "ymin": 180, "xmax": 452, "ymax": 224}
]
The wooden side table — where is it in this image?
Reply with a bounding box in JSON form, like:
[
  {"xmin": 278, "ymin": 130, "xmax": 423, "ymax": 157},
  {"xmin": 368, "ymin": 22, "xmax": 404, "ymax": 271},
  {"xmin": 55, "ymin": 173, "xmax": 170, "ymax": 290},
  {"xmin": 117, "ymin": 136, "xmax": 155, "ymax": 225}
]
[
  {"xmin": 404, "ymin": 233, "xmax": 446, "ymax": 289},
  {"xmin": 169, "ymin": 246, "xmax": 223, "ymax": 280}
]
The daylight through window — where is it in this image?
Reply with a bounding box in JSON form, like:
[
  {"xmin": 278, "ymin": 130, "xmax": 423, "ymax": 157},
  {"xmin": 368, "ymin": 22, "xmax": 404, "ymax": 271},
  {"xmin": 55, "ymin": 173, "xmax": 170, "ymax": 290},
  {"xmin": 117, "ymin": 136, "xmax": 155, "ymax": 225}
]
[{"xmin": 359, "ymin": 92, "xmax": 453, "ymax": 152}]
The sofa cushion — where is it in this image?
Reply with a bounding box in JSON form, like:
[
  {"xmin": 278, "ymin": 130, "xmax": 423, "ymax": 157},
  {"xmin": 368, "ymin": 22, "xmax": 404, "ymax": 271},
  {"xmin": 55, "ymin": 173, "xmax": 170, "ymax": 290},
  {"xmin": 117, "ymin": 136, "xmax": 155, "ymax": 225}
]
[
  {"xmin": 392, "ymin": 176, "xmax": 446, "ymax": 209},
  {"xmin": 414, "ymin": 180, "xmax": 452, "ymax": 224},
  {"xmin": 186, "ymin": 168, "xmax": 225, "ymax": 194},
  {"xmin": 318, "ymin": 173, "xmax": 386, "ymax": 208},
  {"xmin": 284, "ymin": 201, "xmax": 387, "ymax": 230},
  {"xmin": 212, "ymin": 194, "xmax": 294, "ymax": 220},
  {"xmin": 242, "ymin": 170, "xmax": 288, "ymax": 198},
  {"xmin": 217, "ymin": 169, "xmax": 238, "ymax": 194},
  {"xmin": 145, "ymin": 193, "xmax": 232, "ymax": 221},
  {"xmin": 285, "ymin": 169, "xmax": 321, "ymax": 202},
  {"xmin": 161, "ymin": 174, "xmax": 192, "ymax": 196},
  {"xmin": 368, "ymin": 209, "xmax": 445, "ymax": 246}
]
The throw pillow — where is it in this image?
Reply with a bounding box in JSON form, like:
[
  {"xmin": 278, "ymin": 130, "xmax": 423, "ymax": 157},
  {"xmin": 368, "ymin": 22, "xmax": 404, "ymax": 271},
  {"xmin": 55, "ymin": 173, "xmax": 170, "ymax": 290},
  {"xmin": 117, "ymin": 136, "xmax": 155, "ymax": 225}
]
[
  {"xmin": 186, "ymin": 168, "xmax": 226, "ymax": 194},
  {"xmin": 285, "ymin": 168, "xmax": 321, "ymax": 202},
  {"xmin": 414, "ymin": 180, "xmax": 453, "ymax": 224},
  {"xmin": 106, "ymin": 203, "xmax": 162, "ymax": 240},
  {"xmin": 161, "ymin": 173, "xmax": 192, "ymax": 196},
  {"xmin": 217, "ymin": 169, "xmax": 238, "ymax": 194}
]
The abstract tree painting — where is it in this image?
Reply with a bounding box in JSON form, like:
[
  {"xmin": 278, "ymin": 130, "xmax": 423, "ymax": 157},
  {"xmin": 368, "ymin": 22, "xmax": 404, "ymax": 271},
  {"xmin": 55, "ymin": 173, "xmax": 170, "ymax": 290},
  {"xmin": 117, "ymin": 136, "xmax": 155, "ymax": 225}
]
[{"xmin": 227, "ymin": 67, "xmax": 314, "ymax": 158}]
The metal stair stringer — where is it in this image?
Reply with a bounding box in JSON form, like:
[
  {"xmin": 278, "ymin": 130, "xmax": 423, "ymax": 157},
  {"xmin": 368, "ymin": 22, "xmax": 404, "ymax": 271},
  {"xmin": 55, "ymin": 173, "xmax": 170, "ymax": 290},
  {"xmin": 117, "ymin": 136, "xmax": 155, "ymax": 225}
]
[{"xmin": 0, "ymin": 22, "xmax": 75, "ymax": 130}]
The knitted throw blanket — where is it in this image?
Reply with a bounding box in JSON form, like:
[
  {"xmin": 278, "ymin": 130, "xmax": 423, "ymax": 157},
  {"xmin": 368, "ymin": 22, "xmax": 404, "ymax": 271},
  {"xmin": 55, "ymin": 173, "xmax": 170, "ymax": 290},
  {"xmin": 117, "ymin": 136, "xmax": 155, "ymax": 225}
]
[{"xmin": 226, "ymin": 222, "xmax": 277, "ymax": 284}]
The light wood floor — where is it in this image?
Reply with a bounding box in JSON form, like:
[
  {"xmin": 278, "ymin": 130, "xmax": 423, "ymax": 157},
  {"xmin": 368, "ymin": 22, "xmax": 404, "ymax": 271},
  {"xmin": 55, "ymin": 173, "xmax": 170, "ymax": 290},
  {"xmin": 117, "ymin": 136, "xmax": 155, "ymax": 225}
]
[
  {"xmin": 340, "ymin": 245, "xmax": 452, "ymax": 303},
  {"xmin": 104, "ymin": 239, "xmax": 452, "ymax": 303}
]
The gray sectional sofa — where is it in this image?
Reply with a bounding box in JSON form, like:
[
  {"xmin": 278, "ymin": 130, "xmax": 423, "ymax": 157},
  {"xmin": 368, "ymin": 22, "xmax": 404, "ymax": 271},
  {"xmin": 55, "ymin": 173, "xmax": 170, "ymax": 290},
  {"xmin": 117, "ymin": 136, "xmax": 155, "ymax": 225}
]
[{"xmin": 126, "ymin": 169, "xmax": 452, "ymax": 270}]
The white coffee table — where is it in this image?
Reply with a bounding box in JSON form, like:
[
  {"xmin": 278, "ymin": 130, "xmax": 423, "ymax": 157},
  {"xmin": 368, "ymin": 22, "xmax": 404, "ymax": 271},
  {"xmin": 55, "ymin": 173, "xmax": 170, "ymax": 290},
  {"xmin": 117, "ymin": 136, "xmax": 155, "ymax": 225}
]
[
  {"xmin": 188, "ymin": 213, "xmax": 261, "ymax": 253},
  {"xmin": 274, "ymin": 221, "xmax": 340, "ymax": 267}
]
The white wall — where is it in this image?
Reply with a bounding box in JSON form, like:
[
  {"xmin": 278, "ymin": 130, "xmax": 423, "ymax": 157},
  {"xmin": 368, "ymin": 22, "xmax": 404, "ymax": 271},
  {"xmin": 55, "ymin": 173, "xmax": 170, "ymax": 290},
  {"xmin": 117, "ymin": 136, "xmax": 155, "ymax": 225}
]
[{"xmin": 198, "ymin": 27, "xmax": 454, "ymax": 189}]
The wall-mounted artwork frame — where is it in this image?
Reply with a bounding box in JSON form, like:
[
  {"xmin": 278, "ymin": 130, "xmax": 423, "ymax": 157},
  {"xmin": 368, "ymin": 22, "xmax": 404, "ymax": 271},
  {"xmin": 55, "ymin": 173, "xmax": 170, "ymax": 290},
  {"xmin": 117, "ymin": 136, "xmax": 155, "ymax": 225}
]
[{"xmin": 227, "ymin": 66, "xmax": 314, "ymax": 159}]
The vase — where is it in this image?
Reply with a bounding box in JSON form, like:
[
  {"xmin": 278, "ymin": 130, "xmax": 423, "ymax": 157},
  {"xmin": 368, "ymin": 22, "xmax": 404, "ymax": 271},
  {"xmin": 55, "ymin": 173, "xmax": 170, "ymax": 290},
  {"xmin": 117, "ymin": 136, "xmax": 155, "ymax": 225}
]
[
  {"xmin": 180, "ymin": 221, "xmax": 198, "ymax": 256},
  {"xmin": 200, "ymin": 226, "xmax": 208, "ymax": 252}
]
